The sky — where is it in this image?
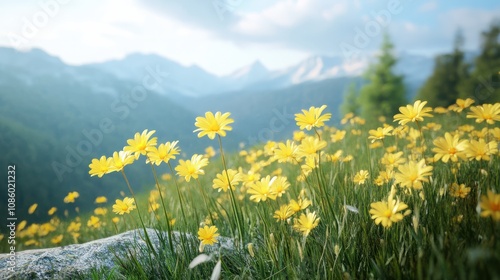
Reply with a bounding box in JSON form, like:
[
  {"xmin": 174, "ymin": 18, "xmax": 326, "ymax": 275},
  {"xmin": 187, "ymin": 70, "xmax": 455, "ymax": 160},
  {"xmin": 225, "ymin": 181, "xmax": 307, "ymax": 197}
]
[{"xmin": 0, "ymin": 0, "xmax": 499, "ymax": 76}]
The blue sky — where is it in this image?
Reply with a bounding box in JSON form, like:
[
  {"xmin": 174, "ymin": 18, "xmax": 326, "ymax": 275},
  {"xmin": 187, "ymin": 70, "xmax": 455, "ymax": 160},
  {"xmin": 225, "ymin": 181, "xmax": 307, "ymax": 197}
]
[{"xmin": 0, "ymin": 0, "xmax": 499, "ymax": 76}]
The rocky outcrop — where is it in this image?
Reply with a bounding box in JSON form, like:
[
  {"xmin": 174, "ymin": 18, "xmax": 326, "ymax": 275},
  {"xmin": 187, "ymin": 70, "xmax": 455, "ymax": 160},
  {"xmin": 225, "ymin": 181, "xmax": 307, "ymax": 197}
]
[{"xmin": 0, "ymin": 228, "xmax": 233, "ymax": 279}]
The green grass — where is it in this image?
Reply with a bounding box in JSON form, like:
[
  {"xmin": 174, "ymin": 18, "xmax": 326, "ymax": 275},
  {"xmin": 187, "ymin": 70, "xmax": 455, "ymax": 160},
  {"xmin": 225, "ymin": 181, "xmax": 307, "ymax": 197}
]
[{"xmin": 3, "ymin": 104, "xmax": 500, "ymax": 279}]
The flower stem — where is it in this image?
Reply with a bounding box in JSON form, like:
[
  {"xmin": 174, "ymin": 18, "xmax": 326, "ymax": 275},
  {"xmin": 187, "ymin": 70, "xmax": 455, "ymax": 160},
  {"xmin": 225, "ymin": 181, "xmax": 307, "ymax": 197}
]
[
  {"xmin": 167, "ymin": 162, "xmax": 188, "ymax": 227},
  {"xmin": 120, "ymin": 169, "xmax": 158, "ymax": 257},
  {"xmin": 218, "ymin": 135, "xmax": 245, "ymax": 246},
  {"xmin": 150, "ymin": 163, "xmax": 175, "ymax": 253}
]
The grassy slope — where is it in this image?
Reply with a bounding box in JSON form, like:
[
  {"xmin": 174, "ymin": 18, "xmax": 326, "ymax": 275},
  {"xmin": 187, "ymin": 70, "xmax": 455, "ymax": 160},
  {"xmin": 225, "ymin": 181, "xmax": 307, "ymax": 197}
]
[{"xmin": 2, "ymin": 105, "xmax": 500, "ymax": 279}]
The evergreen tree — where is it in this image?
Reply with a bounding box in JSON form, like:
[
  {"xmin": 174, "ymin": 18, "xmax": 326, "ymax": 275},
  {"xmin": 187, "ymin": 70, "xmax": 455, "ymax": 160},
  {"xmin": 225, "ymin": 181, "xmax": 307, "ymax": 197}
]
[
  {"xmin": 460, "ymin": 21, "xmax": 500, "ymax": 103},
  {"xmin": 359, "ymin": 33, "xmax": 406, "ymax": 123},
  {"xmin": 340, "ymin": 81, "xmax": 359, "ymax": 116},
  {"xmin": 417, "ymin": 30, "xmax": 469, "ymax": 107}
]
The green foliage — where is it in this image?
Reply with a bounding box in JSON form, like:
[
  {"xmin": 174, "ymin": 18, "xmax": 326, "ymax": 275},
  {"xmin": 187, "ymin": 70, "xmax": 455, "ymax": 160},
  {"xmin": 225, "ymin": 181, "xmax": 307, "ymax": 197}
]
[
  {"xmin": 459, "ymin": 21, "xmax": 500, "ymax": 103},
  {"xmin": 5, "ymin": 106, "xmax": 499, "ymax": 279},
  {"xmin": 0, "ymin": 68, "xmax": 198, "ymax": 224},
  {"xmin": 417, "ymin": 30, "xmax": 470, "ymax": 107},
  {"xmin": 359, "ymin": 33, "xmax": 407, "ymax": 124}
]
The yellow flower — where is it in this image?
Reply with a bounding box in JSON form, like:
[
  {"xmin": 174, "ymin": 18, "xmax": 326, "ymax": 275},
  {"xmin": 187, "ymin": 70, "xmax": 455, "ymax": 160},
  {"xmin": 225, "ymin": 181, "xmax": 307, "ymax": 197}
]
[
  {"xmin": 479, "ymin": 190, "xmax": 500, "ymax": 221},
  {"xmin": 330, "ymin": 130, "xmax": 346, "ymax": 143},
  {"xmin": 297, "ymin": 136, "xmax": 327, "ymax": 158},
  {"xmin": 326, "ymin": 150, "xmax": 343, "ymax": 162},
  {"xmin": 89, "ymin": 155, "xmax": 113, "ymax": 177},
  {"xmin": 466, "ymin": 139, "xmax": 498, "ymax": 161},
  {"xmin": 38, "ymin": 223, "xmax": 56, "ymax": 237},
  {"xmin": 17, "ymin": 220, "xmax": 27, "ymax": 232},
  {"xmin": 380, "ymin": 152, "xmax": 405, "ymax": 170},
  {"xmin": 247, "ymin": 176, "xmax": 278, "ymax": 202},
  {"xmin": 94, "ymin": 207, "xmax": 108, "ymax": 216},
  {"xmin": 490, "ymin": 127, "xmax": 500, "ymax": 141},
  {"xmin": 67, "ymin": 221, "xmax": 81, "ymax": 233},
  {"xmin": 112, "ymin": 217, "xmax": 120, "ymax": 224},
  {"xmin": 205, "ymin": 146, "xmax": 216, "ymax": 158},
  {"xmin": 109, "ymin": 151, "xmax": 135, "ymax": 172},
  {"xmin": 453, "ymin": 98, "xmax": 475, "ymax": 113},
  {"xmin": 264, "ymin": 141, "xmax": 277, "ymax": 156},
  {"xmin": 124, "ymin": 129, "xmax": 157, "ymax": 159},
  {"xmin": 289, "ymin": 198, "xmax": 312, "ymax": 213},
  {"xmin": 212, "ymin": 169, "xmax": 243, "ymax": 192},
  {"xmin": 112, "ymin": 197, "xmax": 136, "ymax": 215},
  {"xmin": 28, "ymin": 203, "xmax": 38, "ymax": 214},
  {"xmin": 353, "ymin": 170, "xmax": 369, "ymax": 185},
  {"xmin": 368, "ymin": 126, "xmax": 393, "ymax": 143},
  {"xmin": 51, "ymin": 234, "xmax": 63, "ymax": 245},
  {"xmin": 374, "ymin": 170, "xmax": 394, "ymax": 186},
  {"xmin": 161, "ymin": 173, "xmax": 172, "ymax": 181},
  {"xmin": 64, "ymin": 191, "xmax": 80, "ymax": 203},
  {"xmin": 449, "ymin": 183, "xmax": 470, "ymax": 198},
  {"xmin": 146, "ymin": 141, "xmax": 180, "ymax": 165},
  {"xmin": 274, "ymin": 205, "xmax": 294, "ymax": 221},
  {"xmin": 273, "ymin": 140, "xmax": 300, "ymax": 163},
  {"xmin": 175, "ymin": 154, "xmax": 209, "ymax": 182},
  {"xmin": 466, "ymin": 103, "xmax": 500, "ymax": 124},
  {"xmin": 293, "ymin": 130, "xmax": 307, "ymax": 142},
  {"xmin": 393, "ymin": 100, "xmax": 433, "ymax": 125},
  {"xmin": 198, "ymin": 225, "xmax": 219, "ymax": 245},
  {"xmin": 434, "ymin": 106, "xmax": 448, "ymax": 114},
  {"xmin": 341, "ymin": 112, "xmax": 354, "ymax": 124},
  {"xmin": 432, "ymin": 132, "xmax": 468, "ymax": 163},
  {"xmin": 369, "ymin": 194, "xmax": 409, "ymax": 228},
  {"xmin": 272, "ymin": 176, "xmax": 290, "ymax": 197},
  {"xmin": 394, "ymin": 159, "xmax": 433, "ymax": 190},
  {"xmin": 149, "ymin": 202, "xmax": 160, "ymax": 213},
  {"xmin": 194, "ymin": 111, "xmax": 234, "ymax": 139},
  {"xmin": 295, "ymin": 105, "xmax": 331, "ymax": 130},
  {"xmin": 48, "ymin": 207, "xmax": 57, "ymax": 216},
  {"xmin": 87, "ymin": 216, "xmax": 101, "ymax": 229},
  {"xmin": 293, "ymin": 211, "xmax": 320, "ymax": 236},
  {"xmin": 95, "ymin": 196, "xmax": 108, "ymax": 204}
]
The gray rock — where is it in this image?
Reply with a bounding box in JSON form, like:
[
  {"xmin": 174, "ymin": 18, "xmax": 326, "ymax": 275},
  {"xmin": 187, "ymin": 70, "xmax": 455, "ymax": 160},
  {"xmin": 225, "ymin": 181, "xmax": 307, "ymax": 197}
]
[{"xmin": 0, "ymin": 228, "xmax": 234, "ymax": 279}]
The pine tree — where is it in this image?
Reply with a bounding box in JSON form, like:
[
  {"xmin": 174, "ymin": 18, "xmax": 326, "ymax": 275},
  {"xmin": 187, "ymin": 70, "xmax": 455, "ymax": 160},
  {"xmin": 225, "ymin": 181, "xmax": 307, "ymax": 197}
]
[
  {"xmin": 460, "ymin": 21, "xmax": 500, "ymax": 103},
  {"xmin": 340, "ymin": 81, "xmax": 359, "ymax": 116},
  {"xmin": 417, "ymin": 30, "xmax": 469, "ymax": 107},
  {"xmin": 359, "ymin": 33, "xmax": 406, "ymax": 123}
]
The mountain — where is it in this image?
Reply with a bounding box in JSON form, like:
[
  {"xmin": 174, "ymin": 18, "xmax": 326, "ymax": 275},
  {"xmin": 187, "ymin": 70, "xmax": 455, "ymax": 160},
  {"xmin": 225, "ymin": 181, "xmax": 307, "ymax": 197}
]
[
  {"xmin": 88, "ymin": 53, "xmax": 230, "ymax": 98},
  {"xmin": 87, "ymin": 51, "xmax": 438, "ymax": 98},
  {"xmin": 0, "ymin": 48, "xmax": 214, "ymax": 224},
  {"xmin": 224, "ymin": 60, "xmax": 270, "ymax": 89}
]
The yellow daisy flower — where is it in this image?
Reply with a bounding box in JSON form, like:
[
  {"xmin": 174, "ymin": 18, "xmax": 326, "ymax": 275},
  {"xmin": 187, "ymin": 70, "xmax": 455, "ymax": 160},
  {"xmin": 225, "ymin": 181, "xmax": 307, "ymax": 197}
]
[
  {"xmin": 394, "ymin": 159, "xmax": 433, "ymax": 190},
  {"xmin": 124, "ymin": 129, "xmax": 157, "ymax": 159},
  {"xmin": 393, "ymin": 100, "xmax": 433, "ymax": 125},
  {"xmin": 112, "ymin": 197, "xmax": 136, "ymax": 215},
  {"xmin": 295, "ymin": 105, "xmax": 331, "ymax": 130},
  {"xmin": 198, "ymin": 225, "xmax": 219, "ymax": 245},
  {"xmin": 194, "ymin": 111, "xmax": 234, "ymax": 139},
  {"xmin": 293, "ymin": 211, "xmax": 320, "ymax": 236},
  {"xmin": 175, "ymin": 154, "xmax": 209, "ymax": 182}
]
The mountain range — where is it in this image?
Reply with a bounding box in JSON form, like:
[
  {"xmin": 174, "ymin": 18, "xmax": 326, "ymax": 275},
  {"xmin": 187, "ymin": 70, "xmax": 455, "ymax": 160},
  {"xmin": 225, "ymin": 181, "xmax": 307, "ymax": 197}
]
[
  {"xmin": 0, "ymin": 46, "xmax": 472, "ymax": 224},
  {"xmin": 86, "ymin": 49, "xmax": 438, "ymax": 97}
]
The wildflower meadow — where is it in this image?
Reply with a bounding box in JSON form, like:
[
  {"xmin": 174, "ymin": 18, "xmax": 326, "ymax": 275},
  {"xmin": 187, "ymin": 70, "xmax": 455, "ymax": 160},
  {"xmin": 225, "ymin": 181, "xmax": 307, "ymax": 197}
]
[{"xmin": 2, "ymin": 99, "xmax": 500, "ymax": 279}]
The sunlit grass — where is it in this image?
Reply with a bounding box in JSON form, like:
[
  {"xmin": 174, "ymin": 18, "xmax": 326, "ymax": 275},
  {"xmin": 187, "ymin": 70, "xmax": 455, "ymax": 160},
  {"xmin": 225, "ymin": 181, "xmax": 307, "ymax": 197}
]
[{"xmin": 2, "ymin": 99, "xmax": 500, "ymax": 279}]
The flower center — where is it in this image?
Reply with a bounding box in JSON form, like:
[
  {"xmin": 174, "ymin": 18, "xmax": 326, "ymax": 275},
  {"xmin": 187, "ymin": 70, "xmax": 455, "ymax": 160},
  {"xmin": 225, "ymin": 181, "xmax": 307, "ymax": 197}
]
[
  {"xmin": 383, "ymin": 209, "xmax": 393, "ymax": 218},
  {"xmin": 210, "ymin": 123, "xmax": 221, "ymax": 131},
  {"xmin": 448, "ymin": 147, "xmax": 457, "ymax": 155},
  {"xmin": 490, "ymin": 202, "xmax": 500, "ymax": 212}
]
